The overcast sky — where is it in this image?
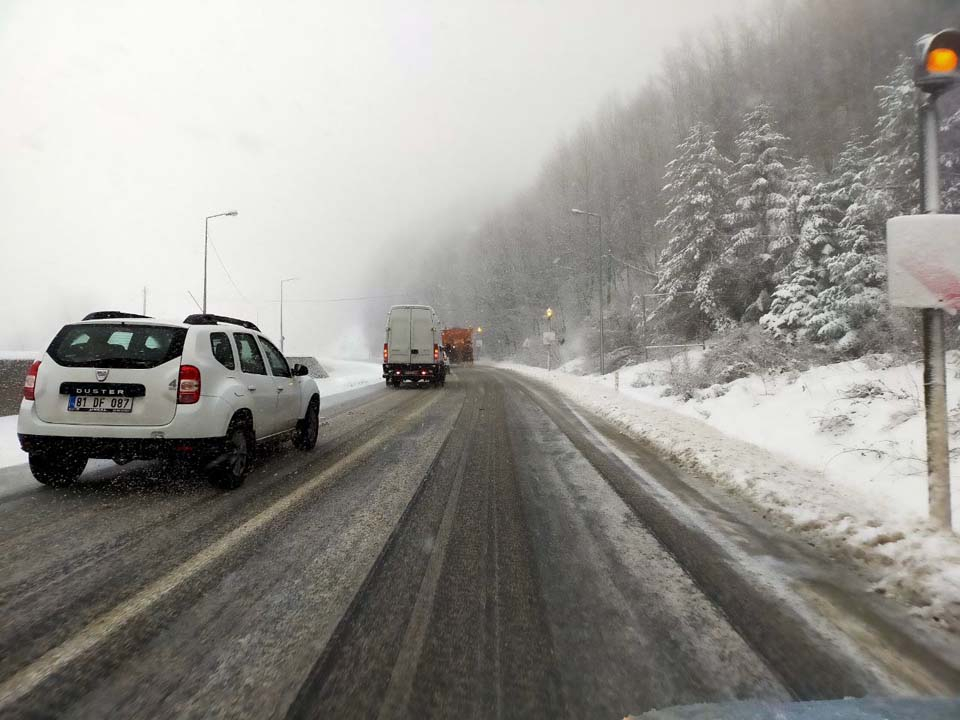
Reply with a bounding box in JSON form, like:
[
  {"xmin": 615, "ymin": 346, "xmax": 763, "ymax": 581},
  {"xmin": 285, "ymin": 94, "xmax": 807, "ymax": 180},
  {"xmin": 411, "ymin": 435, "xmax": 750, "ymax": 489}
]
[{"xmin": 0, "ymin": 0, "xmax": 759, "ymax": 355}]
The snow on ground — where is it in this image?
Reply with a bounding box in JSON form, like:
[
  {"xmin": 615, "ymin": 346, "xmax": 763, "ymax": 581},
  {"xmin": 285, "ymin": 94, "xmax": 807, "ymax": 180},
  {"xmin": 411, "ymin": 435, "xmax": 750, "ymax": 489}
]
[
  {"xmin": 0, "ymin": 415, "xmax": 25, "ymax": 469},
  {"xmin": 499, "ymin": 354, "xmax": 960, "ymax": 630},
  {"xmin": 312, "ymin": 358, "xmax": 383, "ymax": 397},
  {"xmin": 0, "ymin": 351, "xmax": 40, "ymax": 360}
]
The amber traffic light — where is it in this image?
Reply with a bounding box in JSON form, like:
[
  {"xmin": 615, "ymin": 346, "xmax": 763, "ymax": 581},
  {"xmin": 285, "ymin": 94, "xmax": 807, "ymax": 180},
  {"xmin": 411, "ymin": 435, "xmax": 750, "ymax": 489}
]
[{"xmin": 915, "ymin": 29, "xmax": 960, "ymax": 93}]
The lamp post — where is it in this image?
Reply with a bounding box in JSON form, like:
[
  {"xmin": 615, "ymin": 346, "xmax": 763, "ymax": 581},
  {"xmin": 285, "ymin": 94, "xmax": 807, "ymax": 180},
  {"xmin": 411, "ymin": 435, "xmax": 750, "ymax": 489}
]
[
  {"xmin": 280, "ymin": 277, "xmax": 298, "ymax": 353},
  {"xmin": 203, "ymin": 210, "xmax": 238, "ymax": 313},
  {"xmin": 571, "ymin": 208, "xmax": 605, "ymax": 374}
]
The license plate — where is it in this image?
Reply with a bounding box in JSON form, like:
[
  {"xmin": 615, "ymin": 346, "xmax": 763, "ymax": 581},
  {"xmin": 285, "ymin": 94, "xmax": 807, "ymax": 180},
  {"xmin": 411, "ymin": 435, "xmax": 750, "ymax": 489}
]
[{"xmin": 68, "ymin": 395, "xmax": 134, "ymax": 413}]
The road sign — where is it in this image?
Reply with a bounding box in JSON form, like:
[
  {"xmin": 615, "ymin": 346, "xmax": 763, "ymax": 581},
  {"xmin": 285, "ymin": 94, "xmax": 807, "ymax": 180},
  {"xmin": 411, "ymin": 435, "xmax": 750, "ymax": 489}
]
[
  {"xmin": 887, "ymin": 214, "xmax": 960, "ymax": 312},
  {"xmin": 542, "ymin": 331, "xmax": 556, "ymax": 346}
]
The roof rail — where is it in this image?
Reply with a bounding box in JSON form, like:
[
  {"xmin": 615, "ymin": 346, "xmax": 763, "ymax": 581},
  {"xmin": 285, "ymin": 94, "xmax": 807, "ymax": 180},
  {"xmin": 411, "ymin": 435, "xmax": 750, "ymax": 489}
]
[
  {"xmin": 82, "ymin": 311, "xmax": 152, "ymax": 321},
  {"xmin": 182, "ymin": 313, "xmax": 261, "ymax": 332}
]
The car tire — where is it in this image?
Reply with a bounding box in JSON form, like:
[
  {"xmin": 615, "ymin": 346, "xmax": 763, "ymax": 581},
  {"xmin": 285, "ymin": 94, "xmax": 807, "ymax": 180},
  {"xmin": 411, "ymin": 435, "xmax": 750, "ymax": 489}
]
[
  {"xmin": 206, "ymin": 419, "xmax": 253, "ymax": 490},
  {"xmin": 294, "ymin": 399, "xmax": 320, "ymax": 451},
  {"xmin": 29, "ymin": 452, "xmax": 87, "ymax": 487}
]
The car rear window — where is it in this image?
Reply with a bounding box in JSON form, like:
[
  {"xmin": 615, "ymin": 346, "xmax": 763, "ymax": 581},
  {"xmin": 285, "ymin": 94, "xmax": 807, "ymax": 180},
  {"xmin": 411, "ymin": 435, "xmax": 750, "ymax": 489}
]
[{"xmin": 47, "ymin": 323, "xmax": 187, "ymax": 368}]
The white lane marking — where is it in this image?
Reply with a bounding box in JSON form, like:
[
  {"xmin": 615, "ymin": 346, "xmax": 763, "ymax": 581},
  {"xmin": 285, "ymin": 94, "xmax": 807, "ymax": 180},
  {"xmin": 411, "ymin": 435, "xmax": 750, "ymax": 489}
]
[{"xmin": 0, "ymin": 395, "xmax": 441, "ymax": 710}]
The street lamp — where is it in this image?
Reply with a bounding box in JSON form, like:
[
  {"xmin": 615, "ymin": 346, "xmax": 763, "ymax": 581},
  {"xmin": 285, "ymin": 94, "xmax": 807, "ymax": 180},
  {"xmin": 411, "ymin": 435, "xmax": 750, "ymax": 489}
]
[
  {"xmin": 280, "ymin": 277, "xmax": 298, "ymax": 353},
  {"xmin": 571, "ymin": 208, "xmax": 605, "ymax": 374},
  {"xmin": 203, "ymin": 210, "xmax": 238, "ymax": 313}
]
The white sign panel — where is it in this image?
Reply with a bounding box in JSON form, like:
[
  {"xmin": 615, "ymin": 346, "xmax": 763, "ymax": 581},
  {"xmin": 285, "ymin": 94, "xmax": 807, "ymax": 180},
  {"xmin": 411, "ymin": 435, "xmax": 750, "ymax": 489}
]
[
  {"xmin": 887, "ymin": 214, "xmax": 960, "ymax": 312},
  {"xmin": 542, "ymin": 331, "xmax": 556, "ymax": 346}
]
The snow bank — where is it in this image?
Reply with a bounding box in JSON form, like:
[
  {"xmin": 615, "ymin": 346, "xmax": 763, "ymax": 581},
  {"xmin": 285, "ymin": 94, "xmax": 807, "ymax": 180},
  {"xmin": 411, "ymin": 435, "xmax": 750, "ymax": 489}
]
[
  {"xmin": 0, "ymin": 415, "xmax": 25, "ymax": 469},
  {"xmin": 499, "ymin": 355, "xmax": 960, "ymax": 630},
  {"xmin": 312, "ymin": 358, "xmax": 383, "ymax": 397},
  {"xmin": 0, "ymin": 351, "xmax": 40, "ymax": 361}
]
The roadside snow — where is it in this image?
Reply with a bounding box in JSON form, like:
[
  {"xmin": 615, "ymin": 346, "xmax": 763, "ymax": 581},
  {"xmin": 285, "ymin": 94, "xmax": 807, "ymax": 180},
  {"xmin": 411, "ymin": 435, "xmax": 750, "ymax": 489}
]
[
  {"xmin": 0, "ymin": 351, "xmax": 39, "ymax": 360},
  {"xmin": 0, "ymin": 415, "xmax": 25, "ymax": 469},
  {"xmin": 499, "ymin": 355, "xmax": 960, "ymax": 630},
  {"xmin": 313, "ymin": 358, "xmax": 383, "ymax": 397}
]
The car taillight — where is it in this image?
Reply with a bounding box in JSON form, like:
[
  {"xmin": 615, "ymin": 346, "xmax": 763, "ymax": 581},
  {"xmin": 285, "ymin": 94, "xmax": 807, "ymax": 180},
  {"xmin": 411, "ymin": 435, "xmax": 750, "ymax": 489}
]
[
  {"xmin": 23, "ymin": 361, "xmax": 40, "ymax": 401},
  {"xmin": 383, "ymin": 343, "xmax": 389, "ymax": 362},
  {"xmin": 433, "ymin": 344, "xmax": 439, "ymax": 362},
  {"xmin": 177, "ymin": 365, "xmax": 201, "ymax": 404}
]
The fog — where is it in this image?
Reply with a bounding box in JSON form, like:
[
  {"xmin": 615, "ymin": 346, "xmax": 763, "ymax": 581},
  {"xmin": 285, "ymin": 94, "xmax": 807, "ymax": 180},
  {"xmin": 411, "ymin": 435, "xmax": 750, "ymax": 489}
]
[{"xmin": 0, "ymin": 0, "xmax": 757, "ymax": 357}]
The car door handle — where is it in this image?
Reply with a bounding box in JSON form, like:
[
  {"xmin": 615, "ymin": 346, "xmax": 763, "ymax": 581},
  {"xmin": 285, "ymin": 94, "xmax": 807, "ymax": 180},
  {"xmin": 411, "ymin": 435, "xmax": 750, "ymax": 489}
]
[
  {"xmin": 276, "ymin": 387, "xmax": 284, "ymax": 393},
  {"xmin": 248, "ymin": 386, "xmax": 256, "ymax": 392}
]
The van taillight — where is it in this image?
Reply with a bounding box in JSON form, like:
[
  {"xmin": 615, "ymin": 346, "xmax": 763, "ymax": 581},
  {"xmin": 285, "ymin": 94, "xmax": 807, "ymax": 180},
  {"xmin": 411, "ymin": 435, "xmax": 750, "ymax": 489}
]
[
  {"xmin": 177, "ymin": 365, "xmax": 201, "ymax": 404},
  {"xmin": 23, "ymin": 361, "xmax": 40, "ymax": 401},
  {"xmin": 383, "ymin": 343, "xmax": 389, "ymax": 362},
  {"xmin": 433, "ymin": 344, "xmax": 439, "ymax": 362}
]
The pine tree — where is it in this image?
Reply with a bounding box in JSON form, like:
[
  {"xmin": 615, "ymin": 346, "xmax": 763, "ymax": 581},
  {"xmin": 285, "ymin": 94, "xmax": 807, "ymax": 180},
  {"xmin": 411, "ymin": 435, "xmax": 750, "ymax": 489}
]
[
  {"xmin": 721, "ymin": 104, "xmax": 794, "ymax": 322},
  {"xmin": 869, "ymin": 57, "xmax": 921, "ymax": 217},
  {"xmin": 763, "ymin": 137, "xmax": 868, "ymax": 339},
  {"xmin": 652, "ymin": 124, "xmax": 731, "ymax": 329},
  {"xmin": 942, "ymin": 107, "xmax": 960, "ymax": 214},
  {"xmin": 780, "ymin": 158, "xmax": 816, "ymax": 278},
  {"xmin": 806, "ymin": 132, "xmax": 889, "ymax": 342}
]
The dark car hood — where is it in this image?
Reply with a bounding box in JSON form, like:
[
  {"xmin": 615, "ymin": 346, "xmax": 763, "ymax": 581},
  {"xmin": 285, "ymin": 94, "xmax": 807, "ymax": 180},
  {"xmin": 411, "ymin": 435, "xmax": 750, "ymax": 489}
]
[{"xmin": 635, "ymin": 697, "xmax": 960, "ymax": 719}]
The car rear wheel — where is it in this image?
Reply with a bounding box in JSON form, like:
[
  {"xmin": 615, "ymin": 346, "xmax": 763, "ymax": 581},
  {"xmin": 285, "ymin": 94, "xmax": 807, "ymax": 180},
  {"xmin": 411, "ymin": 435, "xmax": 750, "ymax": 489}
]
[
  {"xmin": 29, "ymin": 452, "xmax": 87, "ymax": 487},
  {"xmin": 206, "ymin": 421, "xmax": 253, "ymax": 490},
  {"xmin": 294, "ymin": 399, "xmax": 320, "ymax": 451}
]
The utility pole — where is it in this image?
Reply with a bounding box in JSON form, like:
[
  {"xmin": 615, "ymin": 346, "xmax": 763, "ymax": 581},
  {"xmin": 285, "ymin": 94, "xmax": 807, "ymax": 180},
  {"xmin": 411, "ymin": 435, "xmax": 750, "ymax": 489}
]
[
  {"xmin": 280, "ymin": 277, "xmax": 298, "ymax": 354},
  {"xmin": 571, "ymin": 208, "xmax": 605, "ymax": 374},
  {"xmin": 142, "ymin": 286, "xmax": 147, "ymax": 315},
  {"xmin": 203, "ymin": 210, "xmax": 238, "ymax": 314}
]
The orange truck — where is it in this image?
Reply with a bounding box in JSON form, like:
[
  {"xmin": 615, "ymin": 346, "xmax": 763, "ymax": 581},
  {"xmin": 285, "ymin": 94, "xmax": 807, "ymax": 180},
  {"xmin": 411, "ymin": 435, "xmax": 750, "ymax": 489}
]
[{"xmin": 441, "ymin": 328, "xmax": 474, "ymax": 364}]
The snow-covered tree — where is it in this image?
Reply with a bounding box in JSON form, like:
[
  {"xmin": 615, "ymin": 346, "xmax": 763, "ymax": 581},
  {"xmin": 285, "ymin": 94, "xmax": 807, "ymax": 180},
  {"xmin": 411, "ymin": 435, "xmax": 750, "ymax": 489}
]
[
  {"xmin": 869, "ymin": 57, "xmax": 921, "ymax": 217},
  {"xmin": 802, "ymin": 63, "xmax": 919, "ymax": 344},
  {"xmin": 721, "ymin": 104, "xmax": 794, "ymax": 321},
  {"xmin": 806, "ymin": 134, "xmax": 887, "ymax": 341},
  {"xmin": 942, "ymin": 107, "xmax": 960, "ymax": 214},
  {"xmin": 652, "ymin": 123, "xmax": 731, "ymax": 329},
  {"xmin": 762, "ymin": 137, "xmax": 869, "ymax": 339}
]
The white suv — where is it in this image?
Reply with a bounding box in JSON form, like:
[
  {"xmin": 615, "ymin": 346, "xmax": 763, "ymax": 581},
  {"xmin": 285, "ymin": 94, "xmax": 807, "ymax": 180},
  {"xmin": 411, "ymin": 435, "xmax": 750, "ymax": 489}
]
[{"xmin": 17, "ymin": 312, "xmax": 321, "ymax": 489}]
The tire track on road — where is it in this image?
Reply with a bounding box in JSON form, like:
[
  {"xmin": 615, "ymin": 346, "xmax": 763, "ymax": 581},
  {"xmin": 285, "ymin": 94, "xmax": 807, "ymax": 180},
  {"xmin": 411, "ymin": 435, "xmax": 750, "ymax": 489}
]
[{"xmin": 0, "ymin": 388, "xmax": 446, "ymax": 713}]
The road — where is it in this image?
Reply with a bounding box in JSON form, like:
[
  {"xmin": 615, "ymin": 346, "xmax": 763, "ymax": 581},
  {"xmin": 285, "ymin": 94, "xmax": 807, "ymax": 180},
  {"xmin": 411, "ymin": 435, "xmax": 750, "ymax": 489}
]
[{"xmin": 0, "ymin": 367, "xmax": 958, "ymax": 719}]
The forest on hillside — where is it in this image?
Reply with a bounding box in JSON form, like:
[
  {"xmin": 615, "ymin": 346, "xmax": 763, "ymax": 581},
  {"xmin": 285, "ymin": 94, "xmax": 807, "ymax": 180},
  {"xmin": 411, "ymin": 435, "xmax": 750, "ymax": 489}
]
[{"xmin": 417, "ymin": 0, "xmax": 960, "ymax": 366}]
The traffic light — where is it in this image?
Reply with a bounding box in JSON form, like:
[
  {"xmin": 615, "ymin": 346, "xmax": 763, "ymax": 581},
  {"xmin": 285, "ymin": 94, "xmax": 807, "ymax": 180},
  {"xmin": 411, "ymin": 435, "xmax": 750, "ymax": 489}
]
[{"xmin": 915, "ymin": 29, "xmax": 960, "ymax": 93}]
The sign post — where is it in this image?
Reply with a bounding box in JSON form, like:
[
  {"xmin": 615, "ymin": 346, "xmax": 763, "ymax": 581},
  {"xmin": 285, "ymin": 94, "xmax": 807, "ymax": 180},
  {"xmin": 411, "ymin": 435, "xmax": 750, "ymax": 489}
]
[
  {"xmin": 887, "ymin": 29, "xmax": 960, "ymax": 531},
  {"xmin": 542, "ymin": 330, "xmax": 556, "ymax": 371}
]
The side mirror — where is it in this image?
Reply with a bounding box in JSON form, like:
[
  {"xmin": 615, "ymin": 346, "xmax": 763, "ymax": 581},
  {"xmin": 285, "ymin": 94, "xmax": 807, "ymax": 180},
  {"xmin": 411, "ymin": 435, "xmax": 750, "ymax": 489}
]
[{"xmin": 292, "ymin": 364, "xmax": 309, "ymax": 377}]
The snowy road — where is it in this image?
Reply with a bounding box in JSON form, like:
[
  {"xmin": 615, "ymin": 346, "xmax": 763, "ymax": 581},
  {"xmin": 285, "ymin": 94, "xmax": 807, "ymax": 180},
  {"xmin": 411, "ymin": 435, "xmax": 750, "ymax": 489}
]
[{"xmin": 0, "ymin": 367, "xmax": 958, "ymax": 718}]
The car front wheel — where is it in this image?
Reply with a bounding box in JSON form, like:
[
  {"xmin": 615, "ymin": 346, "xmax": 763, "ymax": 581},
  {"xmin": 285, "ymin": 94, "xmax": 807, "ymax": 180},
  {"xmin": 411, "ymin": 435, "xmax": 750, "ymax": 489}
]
[
  {"xmin": 294, "ymin": 399, "xmax": 320, "ymax": 451},
  {"xmin": 29, "ymin": 452, "xmax": 87, "ymax": 487}
]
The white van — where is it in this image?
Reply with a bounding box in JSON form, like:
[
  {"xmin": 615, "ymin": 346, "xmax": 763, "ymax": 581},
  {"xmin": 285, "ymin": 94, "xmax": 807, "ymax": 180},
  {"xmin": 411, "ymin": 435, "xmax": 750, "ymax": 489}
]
[{"xmin": 382, "ymin": 305, "xmax": 445, "ymax": 387}]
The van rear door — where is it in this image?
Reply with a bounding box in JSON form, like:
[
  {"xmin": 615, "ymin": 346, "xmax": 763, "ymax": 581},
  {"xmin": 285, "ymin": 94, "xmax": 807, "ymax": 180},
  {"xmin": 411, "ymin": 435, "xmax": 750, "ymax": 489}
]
[
  {"xmin": 387, "ymin": 308, "xmax": 412, "ymax": 364},
  {"xmin": 410, "ymin": 308, "xmax": 436, "ymax": 364}
]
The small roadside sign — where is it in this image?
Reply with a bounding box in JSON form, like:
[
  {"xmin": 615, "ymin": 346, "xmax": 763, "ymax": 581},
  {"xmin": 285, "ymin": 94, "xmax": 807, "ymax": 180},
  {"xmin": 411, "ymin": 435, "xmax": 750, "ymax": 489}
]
[
  {"xmin": 887, "ymin": 214, "xmax": 960, "ymax": 312},
  {"xmin": 542, "ymin": 331, "xmax": 556, "ymax": 346}
]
